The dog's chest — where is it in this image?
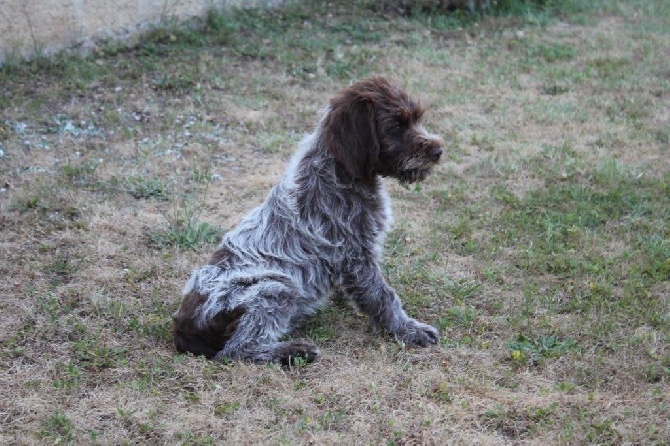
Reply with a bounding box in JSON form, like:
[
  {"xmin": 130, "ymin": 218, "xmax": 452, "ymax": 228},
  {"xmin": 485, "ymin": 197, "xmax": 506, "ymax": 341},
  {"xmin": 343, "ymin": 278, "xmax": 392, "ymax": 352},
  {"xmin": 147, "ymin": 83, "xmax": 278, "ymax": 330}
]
[{"xmin": 376, "ymin": 184, "xmax": 394, "ymax": 234}]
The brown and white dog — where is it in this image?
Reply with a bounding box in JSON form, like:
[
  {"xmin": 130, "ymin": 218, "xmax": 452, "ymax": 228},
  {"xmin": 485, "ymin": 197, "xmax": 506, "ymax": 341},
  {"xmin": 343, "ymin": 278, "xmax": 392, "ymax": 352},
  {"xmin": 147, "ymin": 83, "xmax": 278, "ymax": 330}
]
[{"xmin": 173, "ymin": 77, "xmax": 443, "ymax": 364}]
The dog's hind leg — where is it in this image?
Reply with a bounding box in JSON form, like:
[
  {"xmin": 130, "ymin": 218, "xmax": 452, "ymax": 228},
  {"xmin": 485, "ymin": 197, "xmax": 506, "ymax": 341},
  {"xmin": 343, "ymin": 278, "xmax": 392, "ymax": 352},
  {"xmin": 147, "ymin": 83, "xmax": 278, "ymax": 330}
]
[
  {"xmin": 213, "ymin": 288, "xmax": 320, "ymax": 365},
  {"xmin": 214, "ymin": 339, "xmax": 319, "ymax": 365}
]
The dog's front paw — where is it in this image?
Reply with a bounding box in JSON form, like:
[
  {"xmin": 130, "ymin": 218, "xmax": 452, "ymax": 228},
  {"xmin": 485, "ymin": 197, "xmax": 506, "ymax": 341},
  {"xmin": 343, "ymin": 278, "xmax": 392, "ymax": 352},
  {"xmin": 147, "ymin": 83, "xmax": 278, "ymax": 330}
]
[
  {"xmin": 275, "ymin": 340, "xmax": 320, "ymax": 366},
  {"xmin": 395, "ymin": 319, "xmax": 440, "ymax": 347}
]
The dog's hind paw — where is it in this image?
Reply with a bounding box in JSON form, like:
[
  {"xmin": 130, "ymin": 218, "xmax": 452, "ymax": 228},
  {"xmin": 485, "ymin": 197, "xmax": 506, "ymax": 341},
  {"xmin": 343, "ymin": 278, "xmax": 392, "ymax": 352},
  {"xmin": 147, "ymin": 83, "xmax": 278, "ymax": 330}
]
[{"xmin": 213, "ymin": 339, "xmax": 319, "ymax": 365}]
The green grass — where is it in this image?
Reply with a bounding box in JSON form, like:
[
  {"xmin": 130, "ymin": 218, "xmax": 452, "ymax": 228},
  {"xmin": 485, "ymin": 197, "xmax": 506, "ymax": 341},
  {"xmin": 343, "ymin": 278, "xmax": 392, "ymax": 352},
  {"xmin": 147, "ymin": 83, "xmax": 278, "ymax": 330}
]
[
  {"xmin": 112, "ymin": 1, "xmax": 393, "ymax": 81},
  {"xmin": 480, "ymin": 402, "xmax": 559, "ymax": 440},
  {"xmin": 495, "ymin": 166, "xmax": 669, "ymax": 282},
  {"xmin": 473, "ymin": 163, "xmax": 670, "ymax": 356},
  {"xmin": 144, "ymin": 180, "xmax": 221, "ymax": 249},
  {"xmin": 508, "ymin": 333, "xmax": 578, "ymax": 364},
  {"xmin": 116, "ymin": 176, "xmax": 169, "ymax": 200},
  {"xmin": 39, "ymin": 411, "xmax": 75, "ymax": 444},
  {"xmin": 149, "ymin": 219, "xmax": 219, "ymax": 249}
]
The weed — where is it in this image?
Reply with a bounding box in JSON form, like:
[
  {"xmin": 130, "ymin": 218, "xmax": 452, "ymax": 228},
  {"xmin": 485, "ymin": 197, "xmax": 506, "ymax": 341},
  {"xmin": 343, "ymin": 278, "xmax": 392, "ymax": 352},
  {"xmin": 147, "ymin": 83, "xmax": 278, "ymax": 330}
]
[
  {"xmin": 36, "ymin": 293, "xmax": 67, "ymax": 322},
  {"xmin": 480, "ymin": 402, "xmax": 558, "ymax": 439},
  {"xmin": 471, "ymin": 134, "xmax": 496, "ymax": 152},
  {"xmin": 214, "ymin": 402, "xmax": 241, "ymax": 417},
  {"xmin": 296, "ymin": 409, "xmax": 345, "ymax": 433},
  {"xmin": 541, "ymin": 83, "xmax": 570, "ymax": 95},
  {"xmin": 43, "ymin": 257, "xmax": 79, "ymax": 286},
  {"xmin": 508, "ymin": 334, "xmax": 578, "ymax": 365},
  {"xmin": 203, "ymin": 8, "xmax": 238, "ymax": 45},
  {"xmin": 319, "ymin": 410, "xmax": 346, "ymax": 431},
  {"xmin": 9, "ymin": 195, "xmax": 41, "ymax": 212},
  {"xmin": 437, "ymin": 306, "xmax": 477, "ymax": 330},
  {"xmin": 60, "ymin": 163, "xmax": 100, "ymax": 188},
  {"xmin": 149, "ymin": 185, "xmax": 219, "ymax": 249},
  {"xmin": 152, "ymin": 72, "xmax": 196, "ymax": 92},
  {"xmin": 73, "ymin": 335, "xmax": 129, "ymax": 369},
  {"xmin": 428, "ymin": 380, "xmax": 453, "ymax": 403},
  {"xmin": 533, "ymin": 43, "xmax": 576, "ymax": 62},
  {"xmin": 131, "ymin": 357, "xmax": 177, "ymax": 392},
  {"xmin": 303, "ymin": 307, "xmax": 340, "ymax": 342},
  {"xmin": 8, "ymin": 184, "xmax": 84, "ymax": 233},
  {"xmin": 39, "ymin": 411, "xmax": 75, "ymax": 444},
  {"xmin": 555, "ymin": 381, "xmax": 577, "ymax": 392},
  {"xmin": 150, "ymin": 220, "xmax": 219, "ymax": 249},
  {"xmin": 53, "ymin": 362, "xmax": 82, "ymax": 391},
  {"xmin": 492, "ymin": 0, "xmax": 595, "ymax": 18},
  {"xmin": 174, "ymin": 431, "xmax": 215, "ymax": 445},
  {"xmin": 385, "ymin": 225, "xmax": 412, "ymax": 258},
  {"xmin": 256, "ymin": 132, "xmax": 299, "ymax": 154},
  {"xmin": 643, "ymin": 361, "xmax": 670, "ymax": 384},
  {"xmin": 588, "ymin": 56, "xmax": 630, "ymax": 78},
  {"xmin": 441, "ymin": 216, "xmax": 478, "ymax": 254},
  {"xmin": 446, "ymin": 279, "xmax": 481, "ymax": 300},
  {"xmin": 290, "ymin": 356, "xmax": 308, "ymax": 368},
  {"xmin": 118, "ymin": 176, "xmax": 169, "ymax": 200},
  {"xmin": 128, "ymin": 298, "xmax": 172, "ymax": 343},
  {"xmin": 189, "ymin": 168, "xmax": 213, "ymax": 184}
]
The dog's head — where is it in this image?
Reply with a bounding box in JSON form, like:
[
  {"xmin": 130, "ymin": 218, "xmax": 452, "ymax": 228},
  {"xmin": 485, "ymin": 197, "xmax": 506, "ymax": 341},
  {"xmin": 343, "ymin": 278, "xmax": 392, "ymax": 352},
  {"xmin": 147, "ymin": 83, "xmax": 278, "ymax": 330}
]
[{"xmin": 323, "ymin": 76, "xmax": 443, "ymax": 184}]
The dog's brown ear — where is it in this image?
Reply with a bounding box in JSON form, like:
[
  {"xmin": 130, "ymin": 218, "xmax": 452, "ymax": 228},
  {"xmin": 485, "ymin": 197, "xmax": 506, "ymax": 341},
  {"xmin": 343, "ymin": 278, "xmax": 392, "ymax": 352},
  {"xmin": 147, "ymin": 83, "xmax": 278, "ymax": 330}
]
[{"xmin": 323, "ymin": 97, "xmax": 380, "ymax": 182}]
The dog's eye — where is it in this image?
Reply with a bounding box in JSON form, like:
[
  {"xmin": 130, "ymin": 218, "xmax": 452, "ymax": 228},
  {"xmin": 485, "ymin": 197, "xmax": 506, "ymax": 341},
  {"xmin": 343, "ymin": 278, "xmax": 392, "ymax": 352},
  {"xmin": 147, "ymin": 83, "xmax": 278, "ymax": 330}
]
[
  {"xmin": 394, "ymin": 121, "xmax": 409, "ymax": 131},
  {"xmin": 389, "ymin": 123, "xmax": 406, "ymax": 136}
]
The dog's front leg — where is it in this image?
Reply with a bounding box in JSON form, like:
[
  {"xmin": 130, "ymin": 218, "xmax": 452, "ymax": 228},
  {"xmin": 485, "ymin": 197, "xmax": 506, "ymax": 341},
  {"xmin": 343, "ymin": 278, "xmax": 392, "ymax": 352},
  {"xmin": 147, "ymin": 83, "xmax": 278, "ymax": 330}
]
[{"xmin": 342, "ymin": 262, "xmax": 439, "ymax": 347}]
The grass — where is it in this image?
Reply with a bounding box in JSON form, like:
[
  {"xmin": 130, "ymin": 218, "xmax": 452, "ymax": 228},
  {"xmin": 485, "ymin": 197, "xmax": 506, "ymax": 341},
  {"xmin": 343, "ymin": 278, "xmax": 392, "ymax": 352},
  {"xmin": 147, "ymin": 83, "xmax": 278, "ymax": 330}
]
[
  {"xmin": 148, "ymin": 187, "xmax": 220, "ymax": 249},
  {"xmin": 1, "ymin": 0, "xmax": 669, "ymax": 443},
  {"xmin": 38, "ymin": 411, "xmax": 75, "ymax": 444}
]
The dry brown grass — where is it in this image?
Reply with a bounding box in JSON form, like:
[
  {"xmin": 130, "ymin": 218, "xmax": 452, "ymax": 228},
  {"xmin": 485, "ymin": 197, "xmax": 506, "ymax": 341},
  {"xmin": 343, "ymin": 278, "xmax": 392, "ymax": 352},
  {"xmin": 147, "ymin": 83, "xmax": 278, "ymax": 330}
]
[{"xmin": 1, "ymin": 0, "xmax": 669, "ymax": 443}]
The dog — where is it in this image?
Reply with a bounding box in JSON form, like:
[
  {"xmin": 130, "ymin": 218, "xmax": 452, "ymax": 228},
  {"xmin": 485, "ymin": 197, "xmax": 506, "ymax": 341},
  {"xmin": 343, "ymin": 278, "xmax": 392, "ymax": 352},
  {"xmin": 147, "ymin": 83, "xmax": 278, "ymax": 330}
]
[{"xmin": 172, "ymin": 77, "xmax": 443, "ymax": 364}]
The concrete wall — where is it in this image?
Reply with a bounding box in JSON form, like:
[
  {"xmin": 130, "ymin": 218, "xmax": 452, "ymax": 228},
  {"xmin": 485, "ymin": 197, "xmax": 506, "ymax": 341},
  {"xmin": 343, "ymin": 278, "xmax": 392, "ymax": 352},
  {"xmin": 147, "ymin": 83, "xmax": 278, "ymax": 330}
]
[{"xmin": 0, "ymin": 0, "xmax": 282, "ymax": 63}]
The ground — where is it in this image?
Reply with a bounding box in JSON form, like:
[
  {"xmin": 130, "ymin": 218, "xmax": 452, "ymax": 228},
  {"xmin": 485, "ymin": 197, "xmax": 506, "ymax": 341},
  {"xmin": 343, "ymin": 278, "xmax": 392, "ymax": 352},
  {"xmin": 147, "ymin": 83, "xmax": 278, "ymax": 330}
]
[{"xmin": 0, "ymin": 0, "xmax": 668, "ymax": 444}]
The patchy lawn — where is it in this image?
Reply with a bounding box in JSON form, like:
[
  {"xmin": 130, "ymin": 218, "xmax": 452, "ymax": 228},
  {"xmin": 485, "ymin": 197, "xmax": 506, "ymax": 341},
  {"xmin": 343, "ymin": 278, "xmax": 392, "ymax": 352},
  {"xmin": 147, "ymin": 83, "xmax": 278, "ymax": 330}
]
[{"xmin": 1, "ymin": 0, "xmax": 668, "ymax": 443}]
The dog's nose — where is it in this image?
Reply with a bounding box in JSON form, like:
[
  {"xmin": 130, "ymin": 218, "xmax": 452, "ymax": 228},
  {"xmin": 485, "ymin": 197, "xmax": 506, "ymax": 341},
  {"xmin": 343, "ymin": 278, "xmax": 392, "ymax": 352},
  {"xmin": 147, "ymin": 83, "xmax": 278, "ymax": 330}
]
[{"xmin": 429, "ymin": 145, "xmax": 443, "ymax": 161}]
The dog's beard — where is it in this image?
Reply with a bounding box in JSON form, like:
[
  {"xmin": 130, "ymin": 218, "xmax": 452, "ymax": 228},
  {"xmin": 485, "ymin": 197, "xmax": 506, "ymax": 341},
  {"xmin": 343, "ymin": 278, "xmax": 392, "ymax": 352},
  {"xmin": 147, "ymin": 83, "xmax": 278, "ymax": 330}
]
[
  {"xmin": 396, "ymin": 167, "xmax": 432, "ymax": 184},
  {"xmin": 395, "ymin": 156, "xmax": 436, "ymax": 184}
]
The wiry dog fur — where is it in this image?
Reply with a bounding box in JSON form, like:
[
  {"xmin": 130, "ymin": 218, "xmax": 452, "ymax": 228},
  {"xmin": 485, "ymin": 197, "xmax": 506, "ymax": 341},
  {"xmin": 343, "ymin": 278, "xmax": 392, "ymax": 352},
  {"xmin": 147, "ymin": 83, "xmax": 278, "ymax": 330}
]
[{"xmin": 173, "ymin": 77, "xmax": 444, "ymax": 364}]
